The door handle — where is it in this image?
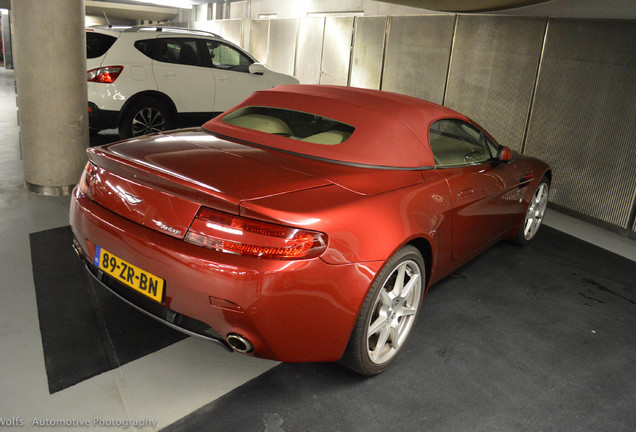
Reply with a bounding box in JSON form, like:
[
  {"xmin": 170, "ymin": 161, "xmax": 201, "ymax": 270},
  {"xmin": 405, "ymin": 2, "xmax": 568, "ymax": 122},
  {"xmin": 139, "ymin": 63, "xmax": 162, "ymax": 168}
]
[
  {"xmin": 217, "ymin": 77, "xmax": 230, "ymax": 82},
  {"xmin": 160, "ymin": 73, "xmax": 177, "ymax": 78},
  {"xmin": 458, "ymin": 188, "xmax": 474, "ymax": 197},
  {"xmin": 520, "ymin": 174, "xmax": 534, "ymax": 184}
]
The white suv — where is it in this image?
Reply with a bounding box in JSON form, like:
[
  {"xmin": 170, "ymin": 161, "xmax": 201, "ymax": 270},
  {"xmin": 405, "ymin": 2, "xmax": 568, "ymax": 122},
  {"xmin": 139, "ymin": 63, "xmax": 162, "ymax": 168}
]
[{"xmin": 86, "ymin": 26, "xmax": 299, "ymax": 138}]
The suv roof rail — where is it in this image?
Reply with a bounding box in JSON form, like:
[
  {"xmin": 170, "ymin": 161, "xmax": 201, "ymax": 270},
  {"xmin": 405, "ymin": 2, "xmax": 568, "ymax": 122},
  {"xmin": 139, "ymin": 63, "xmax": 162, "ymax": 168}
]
[
  {"xmin": 123, "ymin": 25, "xmax": 223, "ymax": 39},
  {"xmin": 87, "ymin": 25, "xmax": 130, "ymax": 31}
]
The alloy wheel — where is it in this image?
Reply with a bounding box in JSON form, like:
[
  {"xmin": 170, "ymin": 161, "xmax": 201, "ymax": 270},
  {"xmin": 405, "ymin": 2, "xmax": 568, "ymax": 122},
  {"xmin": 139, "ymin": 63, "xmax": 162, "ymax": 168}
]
[
  {"xmin": 131, "ymin": 107, "xmax": 167, "ymax": 137},
  {"xmin": 366, "ymin": 259, "xmax": 422, "ymax": 364},
  {"xmin": 523, "ymin": 182, "xmax": 549, "ymax": 241}
]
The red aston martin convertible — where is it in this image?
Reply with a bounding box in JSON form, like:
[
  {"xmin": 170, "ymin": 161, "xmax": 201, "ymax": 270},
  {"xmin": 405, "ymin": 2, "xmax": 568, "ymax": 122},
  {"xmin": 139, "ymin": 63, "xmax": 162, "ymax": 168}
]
[{"xmin": 70, "ymin": 85, "xmax": 550, "ymax": 375}]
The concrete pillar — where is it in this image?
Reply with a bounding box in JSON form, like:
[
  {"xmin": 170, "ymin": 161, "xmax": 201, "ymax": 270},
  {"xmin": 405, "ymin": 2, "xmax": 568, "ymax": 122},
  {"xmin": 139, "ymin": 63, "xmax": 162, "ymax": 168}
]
[{"xmin": 11, "ymin": 0, "xmax": 88, "ymax": 196}]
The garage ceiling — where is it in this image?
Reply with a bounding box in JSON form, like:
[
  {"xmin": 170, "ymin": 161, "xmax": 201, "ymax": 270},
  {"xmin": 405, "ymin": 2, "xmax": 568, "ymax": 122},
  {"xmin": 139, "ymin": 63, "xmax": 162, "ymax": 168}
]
[
  {"xmin": 85, "ymin": 0, "xmax": 180, "ymax": 21},
  {"xmin": 2, "ymin": 0, "xmax": 636, "ymax": 21}
]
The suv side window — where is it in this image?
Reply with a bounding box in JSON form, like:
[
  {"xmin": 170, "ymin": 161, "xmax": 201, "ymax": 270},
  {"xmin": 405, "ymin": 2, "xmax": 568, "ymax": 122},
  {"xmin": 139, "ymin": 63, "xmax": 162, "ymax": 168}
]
[
  {"xmin": 86, "ymin": 33, "xmax": 117, "ymax": 58},
  {"xmin": 135, "ymin": 38, "xmax": 203, "ymax": 67},
  {"xmin": 134, "ymin": 39, "xmax": 158, "ymax": 58},
  {"xmin": 204, "ymin": 40, "xmax": 253, "ymax": 73},
  {"xmin": 135, "ymin": 39, "xmax": 158, "ymax": 60},
  {"xmin": 155, "ymin": 38, "xmax": 204, "ymax": 66},
  {"xmin": 429, "ymin": 119, "xmax": 498, "ymax": 167}
]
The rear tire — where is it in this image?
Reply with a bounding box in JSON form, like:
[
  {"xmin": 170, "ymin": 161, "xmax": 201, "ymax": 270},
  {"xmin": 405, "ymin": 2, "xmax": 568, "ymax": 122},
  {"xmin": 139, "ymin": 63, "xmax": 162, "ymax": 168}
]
[
  {"xmin": 118, "ymin": 98, "xmax": 175, "ymax": 139},
  {"xmin": 339, "ymin": 245, "xmax": 425, "ymax": 376}
]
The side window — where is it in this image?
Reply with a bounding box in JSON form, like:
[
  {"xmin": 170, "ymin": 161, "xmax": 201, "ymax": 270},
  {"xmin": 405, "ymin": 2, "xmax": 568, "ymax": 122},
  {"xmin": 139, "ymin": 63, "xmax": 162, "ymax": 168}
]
[
  {"xmin": 134, "ymin": 39, "xmax": 158, "ymax": 59},
  {"xmin": 151, "ymin": 38, "xmax": 202, "ymax": 66},
  {"xmin": 429, "ymin": 119, "xmax": 497, "ymax": 167},
  {"xmin": 86, "ymin": 33, "xmax": 117, "ymax": 59},
  {"xmin": 204, "ymin": 41, "xmax": 253, "ymax": 73}
]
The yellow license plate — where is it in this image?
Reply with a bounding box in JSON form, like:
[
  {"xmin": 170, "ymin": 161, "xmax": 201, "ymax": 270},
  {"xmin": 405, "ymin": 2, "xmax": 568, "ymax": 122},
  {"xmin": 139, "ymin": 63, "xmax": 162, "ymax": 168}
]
[{"xmin": 93, "ymin": 246, "xmax": 165, "ymax": 303}]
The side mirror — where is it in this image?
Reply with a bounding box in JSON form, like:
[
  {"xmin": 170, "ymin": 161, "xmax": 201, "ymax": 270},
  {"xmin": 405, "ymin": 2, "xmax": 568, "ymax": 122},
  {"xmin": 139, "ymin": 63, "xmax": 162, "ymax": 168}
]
[
  {"xmin": 248, "ymin": 63, "xmax": 268, "ymax": 75},
  {"xmin": 497, "ymin": 145, "xmax": 513, "ymax": 163}
]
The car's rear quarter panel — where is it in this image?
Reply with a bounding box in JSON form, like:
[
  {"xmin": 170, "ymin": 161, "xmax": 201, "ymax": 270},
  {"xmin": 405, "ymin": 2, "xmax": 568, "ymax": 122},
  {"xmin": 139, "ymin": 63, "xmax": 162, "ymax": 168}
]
[
  {"xmin": 90, "ymin": 33, "xmax": 157, "ymax": 112},
  {"xmin": 241, "ymin": 169, "xmax": 455, "ymax": 284}
]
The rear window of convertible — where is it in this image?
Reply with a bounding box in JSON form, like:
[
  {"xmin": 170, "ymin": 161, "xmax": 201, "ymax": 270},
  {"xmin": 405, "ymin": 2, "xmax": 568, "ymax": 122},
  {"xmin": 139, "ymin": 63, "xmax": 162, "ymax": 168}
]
[{"xmin": 222, "ymin": 106, "xmax": 355, "ymax": 145}]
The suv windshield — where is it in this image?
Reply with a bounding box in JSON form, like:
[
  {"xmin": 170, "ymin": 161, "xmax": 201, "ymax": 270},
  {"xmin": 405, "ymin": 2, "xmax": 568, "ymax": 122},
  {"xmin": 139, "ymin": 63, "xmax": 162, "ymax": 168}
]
[
  {"xmin": 86, "ymin": 32, "xmax": 117, "ymax": 58},
  {"xmin": 223, "ymin": 106, "xmax": 355, "ymax": 145}
]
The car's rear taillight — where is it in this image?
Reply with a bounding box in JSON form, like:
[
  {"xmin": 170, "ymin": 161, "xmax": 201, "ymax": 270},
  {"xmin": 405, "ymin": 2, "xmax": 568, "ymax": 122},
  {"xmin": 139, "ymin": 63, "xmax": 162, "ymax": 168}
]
[
  {"xmin": 87, "ymin": 66, "xmax": 124, "ymax": 83},
  {"xmin": 79, "ymin": 161, "xmax": 98, "ymax": 199},
  {"xmin": 185, "ymin": 207, "xmax": 328, "ymax": 260}
]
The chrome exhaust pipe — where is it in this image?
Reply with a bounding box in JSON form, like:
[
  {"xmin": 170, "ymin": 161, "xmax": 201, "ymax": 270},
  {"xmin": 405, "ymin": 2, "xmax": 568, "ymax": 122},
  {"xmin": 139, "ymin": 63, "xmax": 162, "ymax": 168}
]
[
  {"xmin": 226, "ymin": 334, "xmax": 253, "ymax": 354},
  {"xmin": 72, "ymin": 241, "xmax": 82, "ymax": 259}
]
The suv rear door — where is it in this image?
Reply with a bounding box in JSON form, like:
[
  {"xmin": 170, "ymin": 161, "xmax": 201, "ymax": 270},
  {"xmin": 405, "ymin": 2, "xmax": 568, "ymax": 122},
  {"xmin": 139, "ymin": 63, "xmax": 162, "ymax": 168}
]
[{"xmin": 151, "ymin": 36, "xmax": 216, "ymax": 113}]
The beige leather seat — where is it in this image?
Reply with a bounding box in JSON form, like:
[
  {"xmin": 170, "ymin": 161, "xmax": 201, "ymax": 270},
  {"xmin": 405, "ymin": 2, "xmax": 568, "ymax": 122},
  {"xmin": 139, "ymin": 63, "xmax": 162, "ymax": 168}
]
[
  {"xmin": 225, "ymin": 114, "xmax": 293, "ymax": 135},
  {"xmin": 300, "ymin": 130, "xmax": 350, "ymax": 145}
]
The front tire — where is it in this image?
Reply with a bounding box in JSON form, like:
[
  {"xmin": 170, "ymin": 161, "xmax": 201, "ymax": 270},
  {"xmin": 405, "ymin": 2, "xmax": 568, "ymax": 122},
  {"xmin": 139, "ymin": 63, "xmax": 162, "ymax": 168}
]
[
  {"xmin": 339, "ymin": 245, "xmax": 425, "ymax": 376},
  {"xmin": 118, "ymin": 98, "xmax": 175, "ymax": 139},
  {"xmin": 512, "ymin": 176, "xmax": 550, "ymax": 245}
]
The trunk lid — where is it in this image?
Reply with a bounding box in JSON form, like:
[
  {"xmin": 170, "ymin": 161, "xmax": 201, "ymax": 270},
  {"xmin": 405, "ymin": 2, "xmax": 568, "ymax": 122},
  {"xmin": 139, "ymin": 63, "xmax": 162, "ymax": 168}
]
[{"xmin": 85, "ymin": 129, "xmax": 332, "ymax": 238}]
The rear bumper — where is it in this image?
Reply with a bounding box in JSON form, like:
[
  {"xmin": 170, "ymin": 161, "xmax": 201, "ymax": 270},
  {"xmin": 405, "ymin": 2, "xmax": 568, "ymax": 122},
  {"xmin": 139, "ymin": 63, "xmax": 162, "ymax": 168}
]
[
  {"xmin": 73, "ymin": 240, "xmax": 231, "ymax": 351},
  {"xmin": 70, "ymin": 188, "xmax": 383, "ymax": 362}
]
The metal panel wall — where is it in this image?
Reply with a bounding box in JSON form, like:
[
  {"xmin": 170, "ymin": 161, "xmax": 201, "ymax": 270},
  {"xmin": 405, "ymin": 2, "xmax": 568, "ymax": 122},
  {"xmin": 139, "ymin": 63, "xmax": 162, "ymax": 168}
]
[
  {"xmin": 524, "ymin": 19, "xmax": 636, "ymax": 230},
  {"xmin": 444, "ymin": 16, "xmax": 546, "ymax": 151},
  {"xmin": 194, "ymin": 20, "xmax": 243, "ymax": 47},
  {"xmin": 218, "ymin": 19, "xmax": 243, "ymax": 46},
  {"xmin": 350, "ymin": 16, "xmax": 387, "ymax": 90},
  {"xmin": 320, "ymin": 17, "xmax": 354, "ymax": 86},
  {"xmin": 192, "ymin": 20, "xmax": 220, "ymax": 35},
  {"xmin": 295, "ymin": 18, "xmax": 326, "ymax": 84},
  {"xmin": 266, "ymin": 19, "xmax": 299, "ymax": 76},
  {"xmin": 250, "ymin": 19, "xmax": 270, "ymax": 63},
  {"xmin": 381, "ymin": 15, "xmax": 455, "ymax": 104}
]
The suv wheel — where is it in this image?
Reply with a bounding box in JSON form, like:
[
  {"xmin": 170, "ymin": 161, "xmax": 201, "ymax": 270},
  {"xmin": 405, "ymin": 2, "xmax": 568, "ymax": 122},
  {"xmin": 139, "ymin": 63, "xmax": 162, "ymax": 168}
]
[{"xmin": 119, "ymin": 98, "xmax": 175, "ymax": 139}]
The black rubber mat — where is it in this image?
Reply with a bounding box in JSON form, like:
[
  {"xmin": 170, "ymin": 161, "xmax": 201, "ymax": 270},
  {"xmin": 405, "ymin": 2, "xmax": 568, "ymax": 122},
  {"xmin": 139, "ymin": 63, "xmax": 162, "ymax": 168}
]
[
  {"xmin": 162, "ymin": 226, "xmax": 636, "ymax": 432},
  {"xmin": 30, "ymin": 226, "xmax": 187, "ymax": 394}
]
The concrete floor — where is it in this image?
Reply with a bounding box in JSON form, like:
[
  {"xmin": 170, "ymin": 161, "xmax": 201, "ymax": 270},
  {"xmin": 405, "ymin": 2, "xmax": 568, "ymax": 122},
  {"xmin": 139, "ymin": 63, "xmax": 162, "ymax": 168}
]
[
  {"xmin": 0, "ymin": 68, "xmax": 278, "ymax": 431},
  {"xmin": 0, "ymin": 67, "xmax": 634, "ymax": 430}
]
